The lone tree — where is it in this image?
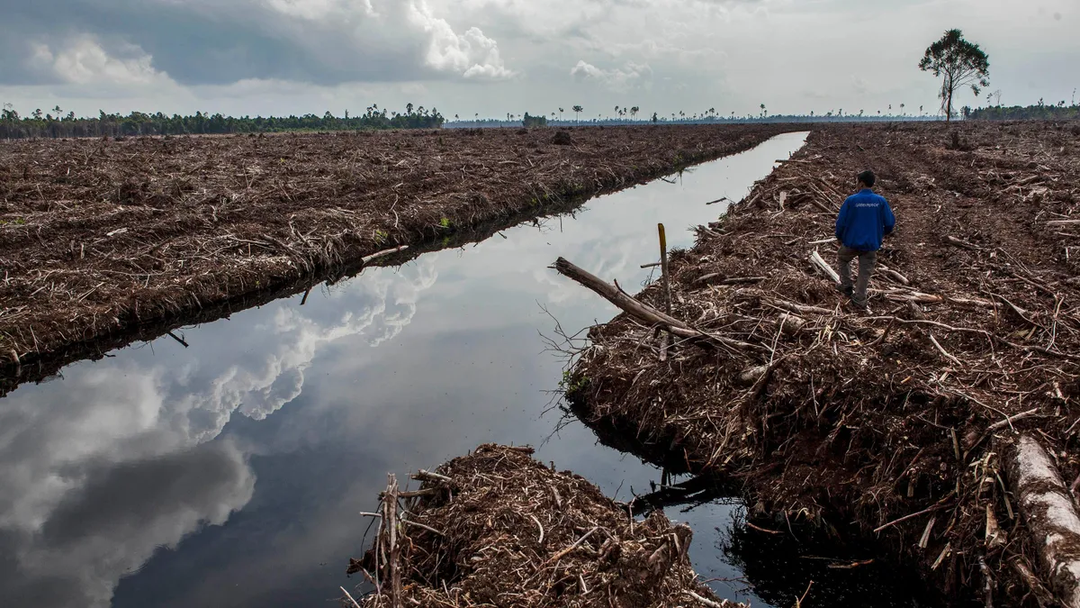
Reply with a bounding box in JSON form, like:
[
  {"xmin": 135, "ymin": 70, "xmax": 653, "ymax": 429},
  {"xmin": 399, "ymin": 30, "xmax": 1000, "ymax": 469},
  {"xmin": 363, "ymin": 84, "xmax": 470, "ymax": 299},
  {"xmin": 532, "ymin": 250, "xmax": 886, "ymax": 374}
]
[{"xmin": 919, "ymin": 29, "xmax": 989, "ymax": 122}]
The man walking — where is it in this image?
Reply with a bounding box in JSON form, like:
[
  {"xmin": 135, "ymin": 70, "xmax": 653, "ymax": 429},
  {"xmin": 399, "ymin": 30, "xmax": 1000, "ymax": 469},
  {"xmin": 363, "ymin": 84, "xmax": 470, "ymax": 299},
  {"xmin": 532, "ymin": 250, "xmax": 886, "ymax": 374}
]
[{"xmin": 835, "ymin": 170, "xmax": 895, "ymax": 310}]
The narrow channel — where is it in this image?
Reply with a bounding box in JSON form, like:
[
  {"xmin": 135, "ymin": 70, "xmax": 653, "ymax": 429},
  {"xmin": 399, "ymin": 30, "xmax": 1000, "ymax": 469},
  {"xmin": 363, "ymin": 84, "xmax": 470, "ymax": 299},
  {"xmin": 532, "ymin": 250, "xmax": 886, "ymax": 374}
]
[{"xmin": 0, "ymin": 132, "xmax": 859, "ymax": 607}]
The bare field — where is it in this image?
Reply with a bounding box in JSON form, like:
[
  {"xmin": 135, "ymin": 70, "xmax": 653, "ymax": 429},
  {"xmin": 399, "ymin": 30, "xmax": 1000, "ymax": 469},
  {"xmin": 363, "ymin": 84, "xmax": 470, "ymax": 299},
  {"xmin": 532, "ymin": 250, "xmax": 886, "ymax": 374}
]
[
  {"xmin": 567, "ymin": 121, "xmax": 1080, "ymax": 606},
  {"xmin": 0, "ymin": 124, "xmax": 793, "ymax": 376}
]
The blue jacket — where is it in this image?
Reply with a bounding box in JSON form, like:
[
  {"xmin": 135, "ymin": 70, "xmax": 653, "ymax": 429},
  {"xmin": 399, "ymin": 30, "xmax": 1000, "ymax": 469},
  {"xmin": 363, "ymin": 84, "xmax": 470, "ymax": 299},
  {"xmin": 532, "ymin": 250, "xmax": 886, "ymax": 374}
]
[{"xmin": 835, "ymin": 189, "xmax": 895, "ymax": 251}]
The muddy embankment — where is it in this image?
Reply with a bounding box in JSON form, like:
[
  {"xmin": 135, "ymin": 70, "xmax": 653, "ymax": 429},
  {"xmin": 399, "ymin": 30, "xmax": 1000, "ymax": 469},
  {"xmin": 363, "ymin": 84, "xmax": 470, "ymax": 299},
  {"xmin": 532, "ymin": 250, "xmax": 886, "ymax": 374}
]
[
  {"xmin": 346, "ymin": 444, "xmax": 741, "ymax": 608},
  {"xmin": 560, "ymin": 121, "xmax": 1080, "ymax": 606},
  {"xmin": 0, "ymin": 124, "xmax": 796, "ymax": 393}
]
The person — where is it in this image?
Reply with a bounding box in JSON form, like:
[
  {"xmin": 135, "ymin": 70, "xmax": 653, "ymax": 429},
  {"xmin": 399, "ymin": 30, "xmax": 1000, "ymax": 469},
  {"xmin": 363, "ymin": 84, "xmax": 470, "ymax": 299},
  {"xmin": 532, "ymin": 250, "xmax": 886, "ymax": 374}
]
[{"xmin": 834, "ymin": 170, "xmax": 895, "ymax": 310}]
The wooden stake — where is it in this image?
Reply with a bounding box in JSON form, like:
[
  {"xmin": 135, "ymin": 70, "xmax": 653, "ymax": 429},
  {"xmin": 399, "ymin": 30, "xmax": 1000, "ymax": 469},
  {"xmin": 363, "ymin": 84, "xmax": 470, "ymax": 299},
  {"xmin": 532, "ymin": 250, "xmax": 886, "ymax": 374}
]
[{"xmin": 659, "ymin": 224, "xmax": 672, "ymax": 315}]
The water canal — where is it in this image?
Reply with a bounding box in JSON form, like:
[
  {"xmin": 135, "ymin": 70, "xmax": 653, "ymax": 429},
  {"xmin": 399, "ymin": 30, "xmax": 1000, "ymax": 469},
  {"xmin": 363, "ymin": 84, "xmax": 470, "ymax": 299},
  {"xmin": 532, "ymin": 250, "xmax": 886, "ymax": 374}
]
[{"xmin": 0, "ymin": 132, "xmax": 926, "ymax": 607}]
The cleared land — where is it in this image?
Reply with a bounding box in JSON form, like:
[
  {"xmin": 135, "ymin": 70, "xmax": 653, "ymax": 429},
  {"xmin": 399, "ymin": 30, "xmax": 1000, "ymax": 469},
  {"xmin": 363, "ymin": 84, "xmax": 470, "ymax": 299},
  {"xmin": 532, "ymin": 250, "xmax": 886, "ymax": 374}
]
[
  {"xmin": 0, "ymin": 124, "xmax": 793, "ymax": 384},
  {"xmin": 562, "ymin": 121, "xmax": 1080, "ymax": 606}
]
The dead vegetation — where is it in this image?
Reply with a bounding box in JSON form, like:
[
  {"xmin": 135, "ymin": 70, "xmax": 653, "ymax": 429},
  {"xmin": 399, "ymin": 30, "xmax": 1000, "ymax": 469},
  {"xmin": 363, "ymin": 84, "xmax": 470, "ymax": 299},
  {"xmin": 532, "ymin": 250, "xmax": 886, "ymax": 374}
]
[
  {"xmin": 345, "ymin": 444, "xmax": 739, "ymax": 608},
  {"xmin": 559, "ymin": 122, "xmax": 1080, "ymax": 606},
  {"xmin": 0, "ymin": 124, "xmax": 794, "ymax": 384}
]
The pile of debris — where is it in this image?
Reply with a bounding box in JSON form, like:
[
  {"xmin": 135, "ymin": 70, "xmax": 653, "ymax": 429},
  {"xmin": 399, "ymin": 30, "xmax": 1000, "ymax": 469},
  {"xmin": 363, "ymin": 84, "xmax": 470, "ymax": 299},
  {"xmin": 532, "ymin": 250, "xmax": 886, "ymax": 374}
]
[
  {"xmin": 345, "ymin": 444, "xmax": 738, "ymax": 608},
  {"xmin": 559, "ymin": 122, "xmax": 1080, "ymax": 606}
]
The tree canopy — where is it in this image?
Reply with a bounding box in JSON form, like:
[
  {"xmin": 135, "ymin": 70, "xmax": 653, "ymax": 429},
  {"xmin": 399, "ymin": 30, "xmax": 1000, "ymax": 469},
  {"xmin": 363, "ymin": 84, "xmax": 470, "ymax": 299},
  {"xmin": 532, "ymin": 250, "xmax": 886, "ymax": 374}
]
[{"xmin": 919, "ymin": 29, "xmax": 989, "ymax": 122}]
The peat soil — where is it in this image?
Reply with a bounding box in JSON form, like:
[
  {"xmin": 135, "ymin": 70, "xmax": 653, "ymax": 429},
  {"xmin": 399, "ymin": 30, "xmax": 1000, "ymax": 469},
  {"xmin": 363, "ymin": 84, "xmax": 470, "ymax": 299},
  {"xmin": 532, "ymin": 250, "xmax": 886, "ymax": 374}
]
[
  {"xmin": 0, "ymin": 124, "xmax": 793, "ymax": 388},
  {"xmin": 565, "ymin": 121, "xmax": 1080, "ymax": 606},
  {"xmin": 349, "ymin": 444, "xmax": 737, "ymax": 608}
]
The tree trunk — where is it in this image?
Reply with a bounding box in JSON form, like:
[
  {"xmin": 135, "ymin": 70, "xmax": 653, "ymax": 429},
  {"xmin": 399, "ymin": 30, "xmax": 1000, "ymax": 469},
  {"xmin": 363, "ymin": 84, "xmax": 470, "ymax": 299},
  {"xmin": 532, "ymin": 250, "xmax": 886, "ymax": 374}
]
[
  {"xmin": 945, "ymin": 72, "xmax": 955, "ymax": 123},
  {"xmin": 1005, "ymin": 434, "xmax": 1080, "ymax": 608},
  {"xmin": 552, "ymin": 257, "xmax": 764, "ymax": 355}
]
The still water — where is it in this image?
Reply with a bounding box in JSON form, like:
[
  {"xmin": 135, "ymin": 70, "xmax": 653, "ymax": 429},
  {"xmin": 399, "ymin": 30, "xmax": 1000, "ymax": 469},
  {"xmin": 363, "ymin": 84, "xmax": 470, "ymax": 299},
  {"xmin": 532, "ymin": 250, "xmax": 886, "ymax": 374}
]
[{"xmin": 0, "ymin": 132, "xmax": 875, "ymax": 607}]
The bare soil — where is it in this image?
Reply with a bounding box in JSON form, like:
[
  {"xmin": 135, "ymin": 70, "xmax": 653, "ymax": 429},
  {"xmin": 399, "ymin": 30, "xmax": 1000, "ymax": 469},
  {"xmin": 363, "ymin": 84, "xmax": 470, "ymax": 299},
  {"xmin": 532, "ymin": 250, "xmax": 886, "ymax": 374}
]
[
  {"xmin": 566, "ymin": 121, "xmax": 1080, "ymax": 606},
  {"xmin": 347, "ymin": 444, "xmax": 737, "ymax": 607},
  {"xmin": 0, "ymin": 124, "xmax": 793, "ymax": 385}
]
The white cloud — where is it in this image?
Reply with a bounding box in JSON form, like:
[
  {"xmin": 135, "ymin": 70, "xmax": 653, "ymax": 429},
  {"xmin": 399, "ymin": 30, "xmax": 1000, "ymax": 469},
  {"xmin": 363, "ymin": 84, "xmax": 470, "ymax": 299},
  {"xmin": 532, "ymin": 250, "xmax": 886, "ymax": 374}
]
[
  {"xmin": 571, "ymin": 60, "xmax": 652, "ymax": 92},
  {"xmin": 29, "ymin": 36, "xmax": 173, "ymax": 87},
  {"xmin": 409, "ymin": 1, "xmax": 515, "ymax": 80}
]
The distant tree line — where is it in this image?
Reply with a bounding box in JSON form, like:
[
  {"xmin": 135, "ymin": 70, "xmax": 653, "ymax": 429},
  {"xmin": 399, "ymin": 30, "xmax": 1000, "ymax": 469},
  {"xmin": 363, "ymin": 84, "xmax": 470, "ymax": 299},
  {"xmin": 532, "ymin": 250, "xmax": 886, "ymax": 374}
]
[
  {"xmin": 969, "ymin": 101, "xmax": 1080, "ymax": 121},
  {"xmin": 0, "ymin": 103, "xmax": 444, "ymax": 139}
]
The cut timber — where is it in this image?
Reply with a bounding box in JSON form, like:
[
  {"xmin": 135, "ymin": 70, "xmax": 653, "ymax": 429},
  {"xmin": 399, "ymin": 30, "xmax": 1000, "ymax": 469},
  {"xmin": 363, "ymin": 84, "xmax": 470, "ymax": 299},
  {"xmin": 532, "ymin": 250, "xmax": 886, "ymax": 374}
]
[
  {"xmin": 1047, "ymin": 220, "xmax": 1080, "ymax": 226},
  {"xmin": 946, "ymin": 236, "xmax": 982, "ymax": 251},
  {"xmin": 552, "ymin": 257, "xmax": 764, "ymax": 356},
  {"xmin": 695, "ymin": 274, "xmax": 765, "ymax": 285},
  {"xmin": 362, "ymin": 245, "xmax": 409, "ymax": 265},
  {"xmin": 810, "ymin": 250, "xmax": 841, "ymax": 284},
  {"xmin": 877, "ymin": 263, "xmax": 911, "ymax": 285},
  {"xmin": 1005, "ymin": 434, "xmax": 1080, "ymax": 608}
]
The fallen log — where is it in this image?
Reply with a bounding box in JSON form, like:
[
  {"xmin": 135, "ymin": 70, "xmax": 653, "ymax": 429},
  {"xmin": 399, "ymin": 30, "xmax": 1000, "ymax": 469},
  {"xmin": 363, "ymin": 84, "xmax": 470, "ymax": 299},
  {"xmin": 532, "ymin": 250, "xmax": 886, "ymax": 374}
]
[
  {"xmin": 877, "ymin": 263, "xmax": 910, "ymax": 285},
  {"xmin": 552, "ymin": 257, "xmax": 765, "ymax": 356},
  {"xmin": 946, "ymin": 235, "xmax": 982, "ymax": 251},
  {"xmin": 1005, "ymin": 434, "xmax": 1080, "ymax": 608},
  {"xmin": 362, "ymin": 245, "xmax": 410, "ymax": 265},
  {"xmin": 810, "ymin": 250, "xmax": 841, "ymax": 284},
  {"xmin": 695, "ymin": 273, "xmax": 766, "ymax": 285}
]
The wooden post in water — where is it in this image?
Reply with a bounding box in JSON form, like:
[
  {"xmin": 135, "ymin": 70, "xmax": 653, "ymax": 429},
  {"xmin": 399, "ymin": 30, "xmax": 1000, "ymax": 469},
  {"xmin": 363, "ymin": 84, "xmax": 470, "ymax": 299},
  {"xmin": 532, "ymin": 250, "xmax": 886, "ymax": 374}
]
[
  {"xmin": 658, "ymin": 224, "xmax": 673, "ymax": 361},
  {"xmin": 658, "ymin": 224, "xmax": 672, "ymax": 314}
]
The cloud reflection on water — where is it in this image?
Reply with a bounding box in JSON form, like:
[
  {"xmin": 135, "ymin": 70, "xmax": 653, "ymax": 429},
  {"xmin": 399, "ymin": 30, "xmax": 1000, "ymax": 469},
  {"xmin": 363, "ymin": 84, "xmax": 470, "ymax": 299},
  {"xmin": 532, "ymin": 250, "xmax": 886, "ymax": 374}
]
[{"xmin": 0, "ymin": 257, "xmax": 438, "ymax": 607}]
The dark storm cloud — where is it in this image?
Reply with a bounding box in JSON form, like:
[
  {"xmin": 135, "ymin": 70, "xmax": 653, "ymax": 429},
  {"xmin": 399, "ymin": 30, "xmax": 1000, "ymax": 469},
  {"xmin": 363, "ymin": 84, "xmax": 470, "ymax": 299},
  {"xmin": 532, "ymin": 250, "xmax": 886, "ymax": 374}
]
[{"xmin": 0, "ymin": 0, "xmax": 432, "ymax": 85}]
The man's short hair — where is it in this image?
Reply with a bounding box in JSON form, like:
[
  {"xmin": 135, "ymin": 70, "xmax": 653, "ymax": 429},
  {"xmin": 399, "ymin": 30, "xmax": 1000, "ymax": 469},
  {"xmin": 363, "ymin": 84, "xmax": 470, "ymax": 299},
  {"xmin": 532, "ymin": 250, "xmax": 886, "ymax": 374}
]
[{"xmin": 858, "ymin": 170, "xmax": 876, "ymax": 188}]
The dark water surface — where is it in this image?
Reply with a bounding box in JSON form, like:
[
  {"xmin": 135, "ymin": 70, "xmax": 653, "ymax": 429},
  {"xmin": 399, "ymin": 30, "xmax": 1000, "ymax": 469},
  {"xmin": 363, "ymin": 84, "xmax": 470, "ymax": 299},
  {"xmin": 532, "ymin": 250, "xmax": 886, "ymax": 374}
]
[{"xmin": 0, "ymin": 132, "xmax": 919, "ymax": 608}]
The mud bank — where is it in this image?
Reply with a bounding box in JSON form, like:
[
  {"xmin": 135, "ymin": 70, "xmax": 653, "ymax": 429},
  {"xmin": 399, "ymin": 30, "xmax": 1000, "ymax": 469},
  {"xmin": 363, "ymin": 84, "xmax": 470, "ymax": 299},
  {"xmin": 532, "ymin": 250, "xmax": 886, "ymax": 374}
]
[
  {"xmin": 346, "ymin": 444, "xmax": 739, "ymax": 608},
  {"xmin": 561, "ymin": 122, "xmax": 1080, "ymax": 606}
]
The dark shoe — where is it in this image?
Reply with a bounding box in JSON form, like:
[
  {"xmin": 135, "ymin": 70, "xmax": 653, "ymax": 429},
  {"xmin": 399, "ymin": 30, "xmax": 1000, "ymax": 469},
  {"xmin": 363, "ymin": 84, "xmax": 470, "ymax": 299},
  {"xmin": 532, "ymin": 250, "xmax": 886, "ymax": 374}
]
[
  {"xmin": 836, "ymin": 284, "xmax": 854, "ymax": 298},
  {"xmin": 850, "ymin": 297, "xmax": 869, "ymax": 312}
]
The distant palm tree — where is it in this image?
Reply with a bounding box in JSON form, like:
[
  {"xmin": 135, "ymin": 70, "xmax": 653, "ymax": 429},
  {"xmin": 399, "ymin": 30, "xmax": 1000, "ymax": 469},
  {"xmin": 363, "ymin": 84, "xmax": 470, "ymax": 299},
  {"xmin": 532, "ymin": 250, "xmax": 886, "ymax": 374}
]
[
  {"xmin": 572, "ymin": 105, "xmax": 583, "ymax": 121},
  {"xmin": 630, "ymin": 106, "xmax": 640, "ymax": 119},
  {"xmin": 760, "ymin": 103, "xmax": 766, "ymax": 118},
  {"xmin": 900, "ymin": 103, "xmax": 906, "ymax": 116},
  {"xmin": 559, "ymin": 107, "xmax": 565, "ymax": 120}
]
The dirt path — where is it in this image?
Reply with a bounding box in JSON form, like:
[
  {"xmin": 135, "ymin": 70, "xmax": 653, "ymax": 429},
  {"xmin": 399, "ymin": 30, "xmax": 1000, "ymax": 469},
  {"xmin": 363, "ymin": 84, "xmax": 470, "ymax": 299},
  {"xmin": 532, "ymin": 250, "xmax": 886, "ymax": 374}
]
[
  {"xmin": 0, "ymin": 124, "xmax": 794, "ymax": 383},
  {"xmin": 565, "ymin": 121, "xmax": 1080, "ymax": 606}
]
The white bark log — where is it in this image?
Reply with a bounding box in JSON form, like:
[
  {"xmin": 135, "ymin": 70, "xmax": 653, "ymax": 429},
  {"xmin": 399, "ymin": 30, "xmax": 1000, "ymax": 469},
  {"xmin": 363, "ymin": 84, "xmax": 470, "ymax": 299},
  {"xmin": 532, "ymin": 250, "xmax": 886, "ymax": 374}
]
[
  {"xmin": 1006, "ymin": 434, "xmax": 1080, "ymax": 608},
  {"xmin": 810, "ymin": 250, "xmax": 841, "ymax": 284}
]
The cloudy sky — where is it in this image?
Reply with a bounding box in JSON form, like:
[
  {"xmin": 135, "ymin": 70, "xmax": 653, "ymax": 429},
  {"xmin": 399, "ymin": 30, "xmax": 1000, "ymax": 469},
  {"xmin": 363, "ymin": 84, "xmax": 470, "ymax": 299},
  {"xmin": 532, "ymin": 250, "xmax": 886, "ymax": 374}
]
[{"xmin": 0, "ymin": 0, "xmax": 1077, "ymax": 119}]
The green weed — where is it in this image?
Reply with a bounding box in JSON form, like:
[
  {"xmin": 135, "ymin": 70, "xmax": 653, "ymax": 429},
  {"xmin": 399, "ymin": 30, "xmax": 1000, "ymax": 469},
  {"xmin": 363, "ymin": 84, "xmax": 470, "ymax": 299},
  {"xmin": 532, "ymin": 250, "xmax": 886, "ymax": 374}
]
[{"xmin": 558, "ymin": 370, "xmax": 588, "ymax": 394}]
